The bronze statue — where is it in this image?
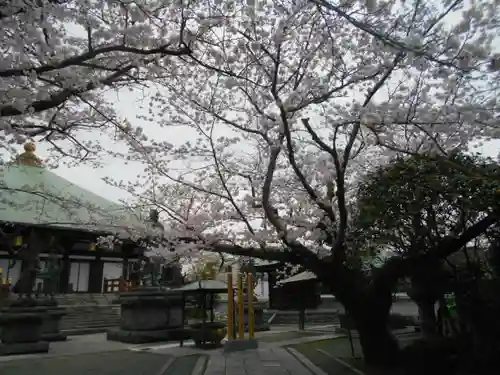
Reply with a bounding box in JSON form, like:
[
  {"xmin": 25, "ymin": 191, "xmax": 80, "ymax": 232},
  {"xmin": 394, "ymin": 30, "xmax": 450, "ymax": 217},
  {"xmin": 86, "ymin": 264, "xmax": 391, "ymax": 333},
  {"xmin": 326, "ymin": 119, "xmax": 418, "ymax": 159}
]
[
  {"xmin": 10, "ymin": 230, "xmax": 42, "ymax": 299},
  {"xmin": 138, "ymin": 256, "xmax": 161, "ymax": 287},
  {"xmin": 129, "ymin": 259, "xmax": 142, "ymax": 286},
  {"xmin": 36, "ymin": 244, "xmax": 62, "ymax": 299},
  {"xmin": 161, "ymin": 262, "xmax": 184, "ymax": 287},
  {"xmin": 240, "ymin": 260, "xmax": 259, "ymax": 301}
]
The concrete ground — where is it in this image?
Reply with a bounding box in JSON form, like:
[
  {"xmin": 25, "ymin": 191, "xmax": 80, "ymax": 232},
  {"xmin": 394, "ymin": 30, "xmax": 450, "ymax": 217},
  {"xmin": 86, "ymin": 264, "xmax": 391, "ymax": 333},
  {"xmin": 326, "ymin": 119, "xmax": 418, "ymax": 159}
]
[
  {"xmin": 1, "ymin": 350, "xmax": 181, "ymax": 375},
  {"xmin": 0, "ymin": 329, "xmax": 339, "ymax": 375}
]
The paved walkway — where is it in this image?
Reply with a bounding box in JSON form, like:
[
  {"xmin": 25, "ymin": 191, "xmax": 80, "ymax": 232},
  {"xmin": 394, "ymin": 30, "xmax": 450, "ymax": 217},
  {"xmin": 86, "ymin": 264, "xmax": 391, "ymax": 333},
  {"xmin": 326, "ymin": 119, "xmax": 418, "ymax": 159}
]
[
  {"xmin": 1, "ymin": 350, "xmax": 178, "ymax": 375},
  {"xmin": 204, "ymin": 347, "xmax": 323, "ymax": 375},
  {"xmin": 0, "ymin": 330, "xmax": 334, "ymax": 375}
]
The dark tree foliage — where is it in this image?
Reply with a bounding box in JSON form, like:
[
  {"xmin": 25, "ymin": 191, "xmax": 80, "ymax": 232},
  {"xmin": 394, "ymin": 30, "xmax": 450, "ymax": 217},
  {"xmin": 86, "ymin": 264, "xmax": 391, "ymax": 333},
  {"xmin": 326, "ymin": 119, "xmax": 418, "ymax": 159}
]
[
  {"xmin": 355, "ymin": 153, "xmax": 500, "ymax": 256},
  {"xmin": 353, "ymin": 153, "xmax": 500, "ymax": 338},
  {"xmin": 354, "ymin": 153, "xmax": 500, "ymax": 373}
]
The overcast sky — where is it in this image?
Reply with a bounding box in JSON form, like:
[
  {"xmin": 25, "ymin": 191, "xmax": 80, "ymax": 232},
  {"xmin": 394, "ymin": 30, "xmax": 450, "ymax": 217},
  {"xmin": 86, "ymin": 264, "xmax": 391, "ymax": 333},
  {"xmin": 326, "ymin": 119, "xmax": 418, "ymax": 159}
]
[{"xmin": 29, "ymin": 86, "xmax": 198, "ymax": 204}]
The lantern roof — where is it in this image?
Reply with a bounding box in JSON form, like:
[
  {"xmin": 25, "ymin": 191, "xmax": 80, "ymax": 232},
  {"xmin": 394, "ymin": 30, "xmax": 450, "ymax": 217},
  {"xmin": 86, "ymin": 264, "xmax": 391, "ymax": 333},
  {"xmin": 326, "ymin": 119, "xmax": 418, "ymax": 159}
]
[{"xmin": 277, "ymin": 271, "xmax": 317, "ymax": 284}]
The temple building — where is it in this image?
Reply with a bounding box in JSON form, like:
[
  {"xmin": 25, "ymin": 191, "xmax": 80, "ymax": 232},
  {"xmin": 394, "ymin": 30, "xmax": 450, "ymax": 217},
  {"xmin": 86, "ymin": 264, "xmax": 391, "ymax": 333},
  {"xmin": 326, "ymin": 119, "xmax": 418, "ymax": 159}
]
[{"xmin": 0, "ymin": 142, "xmax": 149, "ymax": 293}]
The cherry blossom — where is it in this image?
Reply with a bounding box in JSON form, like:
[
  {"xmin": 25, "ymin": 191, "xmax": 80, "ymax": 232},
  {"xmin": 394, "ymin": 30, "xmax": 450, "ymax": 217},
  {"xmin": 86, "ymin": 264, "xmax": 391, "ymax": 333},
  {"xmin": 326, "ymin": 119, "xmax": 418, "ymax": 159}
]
[
  {"xmin": 113, "ymin": 0, "xmax": 498, "ymax": 262},
  {"xmin": 0, "ymin": 0, "xmax": 220, "ymax": 160}
]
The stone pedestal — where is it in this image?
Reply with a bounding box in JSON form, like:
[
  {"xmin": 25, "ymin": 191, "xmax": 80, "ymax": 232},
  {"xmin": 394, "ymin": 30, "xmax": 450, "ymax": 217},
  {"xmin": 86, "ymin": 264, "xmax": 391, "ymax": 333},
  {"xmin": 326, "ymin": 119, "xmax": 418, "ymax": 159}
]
[
  {"xmin": 107, "ymin": 287, "xmax": 185, "ymax": 344},
  {"xmin": 39, "ymin": 300, "xmax": 67, "ymax": 342},
  {"xmin": 0, "ymin": 300, "xmax": 49, "ymax": 355}
]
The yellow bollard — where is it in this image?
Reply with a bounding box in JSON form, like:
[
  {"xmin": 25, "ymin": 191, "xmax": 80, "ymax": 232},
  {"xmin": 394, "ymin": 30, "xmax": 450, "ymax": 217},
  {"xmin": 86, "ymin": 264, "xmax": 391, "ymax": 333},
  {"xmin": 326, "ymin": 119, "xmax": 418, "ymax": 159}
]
[
  {"xmin": 247, "ymin": 273, "xmax": 255, "ymax": 339},
  {"xmin": 227, "ymin": 273, "xmax": 234, "ymax": 341},
  {"xmin": 237, "ymin": 274, "xmax": 245, "ymax": 340}
]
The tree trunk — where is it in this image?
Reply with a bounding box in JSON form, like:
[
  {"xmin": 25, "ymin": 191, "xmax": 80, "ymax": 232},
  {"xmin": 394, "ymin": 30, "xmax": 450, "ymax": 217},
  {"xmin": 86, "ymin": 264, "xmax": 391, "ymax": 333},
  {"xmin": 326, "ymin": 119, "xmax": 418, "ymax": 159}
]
[
  {"xmin": 322, "ymin": 261, "xmax": 400, "ymax": 367},
  {"xmin": 337, "ymin": 286, "xmax": 400, "ymax": 367},
  {"xmin": 354, "ymin": 311, "xmax": 401, "ymax": 367},
  {"xmin": 416, "ymin": 300, "xmax": 438, "ymax": 337}
]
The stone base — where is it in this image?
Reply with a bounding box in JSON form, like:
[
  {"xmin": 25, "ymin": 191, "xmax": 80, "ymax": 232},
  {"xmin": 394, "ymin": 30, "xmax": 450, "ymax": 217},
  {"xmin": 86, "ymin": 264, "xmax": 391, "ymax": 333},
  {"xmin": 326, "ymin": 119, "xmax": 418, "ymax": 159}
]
[
  {"xmin": 0, "ymin": 341, "xmax": 49, "ymax": 356},
  {"xmin": 223, "ymin": 339, "xmax": 259, "ymax": 353},
  {"xmin": 107, "ymin": 327, "xmax": 187, "ymax": 344},
  {"xmin": 41, "ymin": 332, "xmax": 67, "ymax": 342}
]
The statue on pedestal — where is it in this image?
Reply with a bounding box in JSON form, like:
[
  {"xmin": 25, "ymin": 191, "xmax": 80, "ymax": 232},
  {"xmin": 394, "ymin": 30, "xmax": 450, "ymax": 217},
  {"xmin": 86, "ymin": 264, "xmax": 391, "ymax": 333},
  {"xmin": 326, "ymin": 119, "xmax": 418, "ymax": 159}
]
[
  {"xmin": 240, "ymin": 260, "xmax": 259, "ymax": 301},
  {"xmin": 138, "ymin": 256, "xmax": 161, "ymax": 287},
  {"xmin": 36, "ymin": 244, "xmax": 62, "ymax": 300},
  {"xmin": 10, "ymin": 230, "xmax": 42, "ymax": 300},
  {"xmin": 161, "ymin": 262, "xmax": 184, "ymax": 288}
]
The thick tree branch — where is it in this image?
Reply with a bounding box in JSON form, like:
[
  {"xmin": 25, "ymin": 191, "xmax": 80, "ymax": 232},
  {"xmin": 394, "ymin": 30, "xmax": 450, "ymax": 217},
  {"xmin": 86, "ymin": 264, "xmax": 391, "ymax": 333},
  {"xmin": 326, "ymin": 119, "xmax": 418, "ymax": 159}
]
[
  {"xmin": 0, "ymin": 62, "xmax": 140, "ymax": 117},
  {"xmin": 0, "ymin": 44, "xmax": 191, "ymax": 78},
  {"xmin": 376, "ymin": 211, "xmax": 499, "ymax": 288}
]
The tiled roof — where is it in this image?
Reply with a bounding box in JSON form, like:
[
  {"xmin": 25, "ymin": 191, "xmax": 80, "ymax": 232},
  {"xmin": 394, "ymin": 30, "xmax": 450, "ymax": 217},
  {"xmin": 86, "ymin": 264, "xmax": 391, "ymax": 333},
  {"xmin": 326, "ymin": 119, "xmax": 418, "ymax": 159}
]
[{"xmin": 0, "ymin": 163, "xmax": 146, "ymax": 236}]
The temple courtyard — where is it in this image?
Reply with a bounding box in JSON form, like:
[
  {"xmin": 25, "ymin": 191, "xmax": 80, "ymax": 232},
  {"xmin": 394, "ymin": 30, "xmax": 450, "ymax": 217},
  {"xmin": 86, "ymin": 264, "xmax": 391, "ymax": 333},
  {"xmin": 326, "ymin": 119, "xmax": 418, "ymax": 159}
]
[{"xmin": 0, "ymin": 328, "xmax": 342, "ymax": 375}]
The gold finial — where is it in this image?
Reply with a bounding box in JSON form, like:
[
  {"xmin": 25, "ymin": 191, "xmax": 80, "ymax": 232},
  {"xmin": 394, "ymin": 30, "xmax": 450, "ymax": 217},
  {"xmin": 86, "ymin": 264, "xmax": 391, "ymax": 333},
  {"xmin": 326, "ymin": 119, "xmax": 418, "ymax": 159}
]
[
  {"xmin": 24, "ymin": 142, "xmax": 36, "ymax": 153},
  {"xmin": 15, "ymin": 142, "xmax": 44, "ymax": 167}
]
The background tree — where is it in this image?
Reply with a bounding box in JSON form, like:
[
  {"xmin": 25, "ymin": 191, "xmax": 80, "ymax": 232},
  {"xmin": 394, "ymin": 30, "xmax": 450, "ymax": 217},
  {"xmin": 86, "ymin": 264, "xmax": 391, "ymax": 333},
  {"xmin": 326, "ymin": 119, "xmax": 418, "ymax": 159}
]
[{"xmin": 354, "ymin": 153, "xmax": 500, "ymax": 337}]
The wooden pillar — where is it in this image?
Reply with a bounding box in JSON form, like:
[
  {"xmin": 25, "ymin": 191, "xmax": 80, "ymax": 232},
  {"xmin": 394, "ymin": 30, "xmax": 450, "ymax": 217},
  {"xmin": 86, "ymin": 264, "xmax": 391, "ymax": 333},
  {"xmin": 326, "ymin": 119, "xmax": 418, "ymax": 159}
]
[
  {"xmin": 247, "ymin": 273, "xmax": 255, "ymax": 339},
  {"xmin": 237, "ymin": 274, "xmax": 245, "ymax": 339},
  {"xmin": 227, "ymin": 273, "xmax": 235, "ymax": 340}
]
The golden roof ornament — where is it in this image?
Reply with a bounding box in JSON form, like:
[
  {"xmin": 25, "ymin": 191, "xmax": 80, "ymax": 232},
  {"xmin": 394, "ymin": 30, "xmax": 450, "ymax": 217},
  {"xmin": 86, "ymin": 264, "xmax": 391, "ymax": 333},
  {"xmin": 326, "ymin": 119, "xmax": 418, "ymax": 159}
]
[{"xmin": 15, "ymin": 142, "xmax": 44, "ymax": 167}]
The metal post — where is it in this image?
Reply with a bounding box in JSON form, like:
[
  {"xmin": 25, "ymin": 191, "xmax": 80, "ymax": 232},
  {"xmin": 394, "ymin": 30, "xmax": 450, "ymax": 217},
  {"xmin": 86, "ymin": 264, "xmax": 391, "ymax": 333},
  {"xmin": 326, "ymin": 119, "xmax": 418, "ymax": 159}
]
[{"xmin": 299, "ymin": 308, "xmax": 305, "ymax": 331}]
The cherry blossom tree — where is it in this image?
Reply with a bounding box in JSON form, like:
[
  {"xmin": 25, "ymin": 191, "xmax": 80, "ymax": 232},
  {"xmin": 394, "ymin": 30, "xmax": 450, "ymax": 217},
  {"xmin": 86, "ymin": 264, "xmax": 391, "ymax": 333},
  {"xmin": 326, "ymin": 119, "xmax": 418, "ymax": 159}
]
[
  {"xmin": 106, "ymin": 0, "xmax": 500, "ymax": 366},
  {"xmin": 354, "ymin": 152, "xmax": 500, "ymax": 337},
  {"xmin": 0, "ymin": 0, "xmax": 227, "ymax": 160}
]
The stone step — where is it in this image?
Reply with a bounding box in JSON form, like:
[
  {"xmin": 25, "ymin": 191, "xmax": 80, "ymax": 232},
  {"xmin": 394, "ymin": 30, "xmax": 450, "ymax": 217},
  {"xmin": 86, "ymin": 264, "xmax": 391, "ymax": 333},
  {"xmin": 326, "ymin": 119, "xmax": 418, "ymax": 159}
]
[
  {"xmin": 55, "ymin": 293, "xmax": 118, "ymax": 306},
  {"xmin": 63, "ymin": 311, "xmax": 120, "ymax": 318},
  {"xmin": 61, "ymin": 320, "xmax": 120, "ymax": 330},
  {"xmin": 61, "ymin": 304, "xmax": 121, "ymax": 331},
  {"xmin": 62, "ymin": 316, "xmax": 120, "ymax": 324},
  {"xmin": 62, "ymin": 320, "xmax": 118, "ymax": 329}
]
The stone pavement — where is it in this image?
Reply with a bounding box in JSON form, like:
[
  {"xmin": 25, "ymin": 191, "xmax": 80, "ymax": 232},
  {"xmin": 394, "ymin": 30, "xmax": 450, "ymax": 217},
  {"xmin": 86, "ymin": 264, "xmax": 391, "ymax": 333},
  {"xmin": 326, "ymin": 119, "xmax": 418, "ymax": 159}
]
[
  {"xmin": 0, "ymin": 345, "xmax": 325, "ymax": 375},
  {"xmin": 0, "ymin": 330, "xmax": 334, "ymax": 375},
  {"xmin": 204, "ymin": 347, "xmax": 324, "ymax": 375},
  {"xmin": 0, "ymin": 350, "xmax": 177, "ymax": 375}
]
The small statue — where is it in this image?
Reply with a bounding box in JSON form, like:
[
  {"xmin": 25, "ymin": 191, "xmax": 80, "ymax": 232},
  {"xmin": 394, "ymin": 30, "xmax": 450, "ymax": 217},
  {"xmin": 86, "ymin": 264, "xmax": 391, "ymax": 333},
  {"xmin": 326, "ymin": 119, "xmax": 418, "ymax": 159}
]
[
  {"xmin": 139, "ymin": 256, "xmax": 161, "ymax": 287},
  {"xmin": 10, "ymin": 230, "xmax": 42, "ymax": 299},
  {"xmin": 36, "ymin": 244, "xmax": 62, "ymax": 299},
  {"xmin": 148, "ymin": 209, "xmax": 164, "ymax": 231},
  {"xmin": 161, "ymin": 262, "xmax": 184, "ymax": 287},
  {"xmin": 240, "ymin": 260, "xmax": 258, "ymax": 300},
  {"xmin": 129, "ymin": 260, "xmax": 142, "ymax": 287}
]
